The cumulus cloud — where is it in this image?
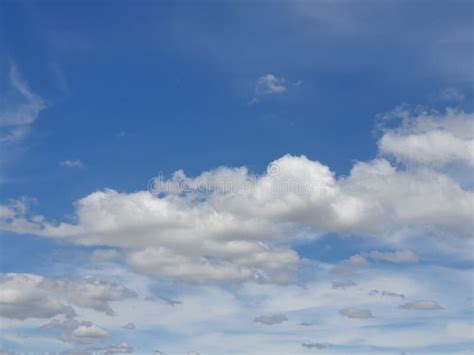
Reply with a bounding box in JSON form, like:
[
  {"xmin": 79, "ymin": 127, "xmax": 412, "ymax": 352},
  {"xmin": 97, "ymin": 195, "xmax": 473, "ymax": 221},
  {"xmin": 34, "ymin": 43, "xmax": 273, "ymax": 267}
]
[
  {"xmin": 348, "ymin": 254, "xmax": 368, "ymax": 266},
  {"xmin": 255, "ymin": 74, "xmax": 287, "ymax": 95},
  {"xmin": 0, "ymin": 107, "xmax": 472, "ymax": 283},
  {"xmin": 0, "ymin": 65, "xmax": 46, "ymax": 143},
  {"xmin": 59, "ymin": 160, "xmax": 85, "ymax": 169},
  {"xmin": 338, "ymin": 308, "xmax": 374, "ymax": 319},
  {"xmin": 0, "ymin": 274, "xmax": 75, "ymax": 320},
  {"xmin": 42, "ymin": 319, "xmax": 110, "ymax": 344},
  {"xmin": 0, "ymin": 273, "xmax": 136, "ymax": 320},
  {"xmin": 369, "ymin": 250, "xmax": 419, "ymax": 263},
  {"xmin": 41, "ymin": 276, "xmax": 137, "ymax": 315},
  {"xmin": 378, "ymin": 107, "xmax": 474, "ymax": 167},
  {"xmin": 399, "ymin": 300, "xmax": 444, "ymax": 310},
  {"xmin": 254, "ymin": 313, "xmax": 288, "ymax": 325}
]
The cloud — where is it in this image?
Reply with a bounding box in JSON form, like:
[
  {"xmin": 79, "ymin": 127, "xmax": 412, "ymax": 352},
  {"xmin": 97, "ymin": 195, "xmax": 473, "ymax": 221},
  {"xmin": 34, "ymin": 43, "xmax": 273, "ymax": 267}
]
[
  {"xmin": 122, "ymin": 322, "xmax": 135, "ymax": 330},
  {"xmin": 348, "ymin": 254, "xmax": 368, "ymax": 266},
  {"xmin": 59, "ymin": 160, "xmax": 85, "ymax": 169},
  {"xmin": 90, "ymin": 249, "xmax": 122, "ymax": 263},
  {"xmin": 249, "ymin": 74, "xmax": 292, "ymax": 104},
  {"xmin": 253, "ymin": 313, "xmax": 288, "ymax": 325},
  {"xmin": 399, "ymin": 300, "xmax": 444, "ymax": 310},
  {"xmin": 378, "ymin": 108, "xmax": 474, "ymax": 167},
  {"xmin": 0, "ymin": 274, "xmax": 75, "ymax": 320},
  {"xmin": 0, "ymin": 65, "xmax": 46, "ymax": 143},
  {"xmin": 0, "ymin": 273, "xmax": 136, "ymax": 320},
  {"xmin": 41, "ymin": 276, "xmax": 137, "ymax": 315},
  {"xmin": 338, "ymin": 308, "xmax": 374, "ymax": 319},
  {"xmin": 42, "ymin": 319, "xmax": 110, "ymax": 344},
  {"xmin": 435, "ymin": 88, "xmax": 465, "ymax": 103},
  {"xmin": 256, "ymin": 74, "xmax": 287, "ymax": 94},
  {"xmin": 93, "ymin": 342, "xmax": 133, "ymax": 354},
  {"xmin": 368, "ymin": 290, "xmax": 405, "ymax": 299},
  {"xmin": 0, "ymin": 107, "xmax": 472, "ymax": 283},
  {"xmin": 369, "ymin": 250, "xmax": 419, "ymax": 264}
]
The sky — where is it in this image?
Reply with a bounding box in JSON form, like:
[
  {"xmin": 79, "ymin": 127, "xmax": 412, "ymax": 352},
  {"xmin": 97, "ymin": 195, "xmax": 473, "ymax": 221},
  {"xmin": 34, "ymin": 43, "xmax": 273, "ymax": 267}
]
[{"xmin": 0, "ymin": 0, "xmax": 473, "ymax": 354}]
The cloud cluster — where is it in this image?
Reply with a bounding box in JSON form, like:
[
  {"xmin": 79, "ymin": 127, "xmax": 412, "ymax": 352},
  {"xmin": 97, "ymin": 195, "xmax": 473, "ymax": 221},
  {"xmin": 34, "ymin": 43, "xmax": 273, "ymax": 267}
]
[
  {"xmin": 0, "ymin": 108, "xmax": 472, "ymax": 284},
  {"xmin": 0, "ymin": 273, "xmax": 136, "ymax": 320},
  {"xmin": 378, "ymin": 107, "xmax": 474, "ymax": 167},
  {"xmin": 41, "ymin": 318, "xmax": 110, "ymax": 344}
]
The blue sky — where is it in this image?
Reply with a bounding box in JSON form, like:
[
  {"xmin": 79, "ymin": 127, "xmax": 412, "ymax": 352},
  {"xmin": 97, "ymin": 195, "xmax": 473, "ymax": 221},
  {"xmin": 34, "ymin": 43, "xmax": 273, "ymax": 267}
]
[{"xmin": 0, "ymin": 1, "xmax": 473, "ymax": 354}]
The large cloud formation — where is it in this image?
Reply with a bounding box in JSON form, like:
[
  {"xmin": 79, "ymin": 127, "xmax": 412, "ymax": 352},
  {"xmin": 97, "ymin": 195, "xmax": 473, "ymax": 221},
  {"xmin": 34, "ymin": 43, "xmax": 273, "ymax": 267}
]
[{"xmin": 0, "ymin": 108, "xmax": 472, "ymax": 283}]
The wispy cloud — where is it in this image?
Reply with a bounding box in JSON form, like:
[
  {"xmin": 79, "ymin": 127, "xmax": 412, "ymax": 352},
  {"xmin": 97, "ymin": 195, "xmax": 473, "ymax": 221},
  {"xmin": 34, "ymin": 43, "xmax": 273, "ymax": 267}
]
[
  {"xmin": 0, "ymin": 65, "xmax": 46, "ymax": 143},
  {"xmin": 369, "ymin": 250, "xmax": 419, "ymax": 264},
  {"xmin": 399, "ymin": 300, "xmax": 444, "ymax": 310},
  {"xmin": 59, "ymin": 159, "xmax": 85, "ymax": 169}
]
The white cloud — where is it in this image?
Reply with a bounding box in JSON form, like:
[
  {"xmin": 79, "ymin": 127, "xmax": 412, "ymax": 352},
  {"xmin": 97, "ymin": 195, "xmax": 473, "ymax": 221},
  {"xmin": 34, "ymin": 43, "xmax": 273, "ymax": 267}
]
[
  {"xmin": 0, "ymin": 65, "xmax": 46, "ymax": 143},
  {"xmin": 399, "ymin": 300, "xmax": 443, "ymax": 310},
  {"xmin": 369, "ymin": 250, "xmax": 419, "ymax": 264},
  {"xmin": 249, "ymin": 74, "xmax": 291, "ymax": 104},
  {"xmin": 90, "ymin": 249, "xmax": 122, "ymax": 263},
  {"xmin": 256, "ymin": 74, "xmax": 287, "ymax": 95},
  {"xmin": 378, "ymin": 108, "xmax": 474, "ymax": 167},
  {"xmin": 0, "ymin": 273, "xmax": 136, "ymax": 320},
  {"xmin": 59, "ymin": 160, "xmax": 85, "ymax": 169},
  {"xmin": 0, "ymin": 108, "xmax": 472, "ymax": 284},
  {"xmin": 0, "ymin": 274, "xmax": 74, "ymax": 320},
  {"xmin": 42, "ymin": 319, "xmax": 110, "ymax": 344}
]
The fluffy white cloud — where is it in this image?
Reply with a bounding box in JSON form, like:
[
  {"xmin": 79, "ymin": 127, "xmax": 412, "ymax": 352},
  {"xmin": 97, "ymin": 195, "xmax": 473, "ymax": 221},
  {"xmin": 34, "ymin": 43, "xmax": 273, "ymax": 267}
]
[
  {"xmin": 378, "ymin": 108, "xmax": 474, "ymax": 167},
  {"xmin": 0, "ymin": 108, "xmax": 472, "ymax": 283},
  {"xmin": 0, "ymin": 273, "xmax": 136, "ymax": 320},
  {"xmin": 0, "ymin": 274, "xmax": 74, "ymax": 320},
  {"xmin": 42, "ymin": 319, "xmax": 110, "ymax": 344},
  {"xmin": 255, "ymin": 74, "xmax": 287, "ymax": 95}
]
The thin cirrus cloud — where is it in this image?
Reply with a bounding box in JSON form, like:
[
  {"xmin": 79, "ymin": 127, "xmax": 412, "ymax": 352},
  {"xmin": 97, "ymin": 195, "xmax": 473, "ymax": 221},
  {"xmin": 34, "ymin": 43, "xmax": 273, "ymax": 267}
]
[
  {"xmin": 368, "ymin": 250, "xmax": 420, "ymax": 264},
  {"xmin": 0, "ymin": 65, "xmax": 46, "ymax": 143},
  {"xmin": 0, "ymin": 107, "xmax": 472, "ymax": 284}
]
